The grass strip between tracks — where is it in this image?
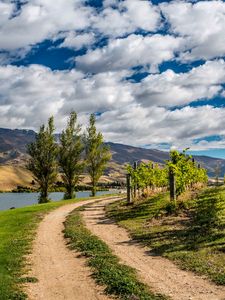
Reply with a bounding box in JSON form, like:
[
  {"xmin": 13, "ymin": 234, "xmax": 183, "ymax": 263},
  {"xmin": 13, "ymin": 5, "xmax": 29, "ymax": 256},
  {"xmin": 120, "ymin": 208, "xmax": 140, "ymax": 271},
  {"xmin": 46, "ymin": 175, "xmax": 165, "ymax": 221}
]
[{"xmin": 64, "ymin": 206, "xmax": 168, "ymax": 300}]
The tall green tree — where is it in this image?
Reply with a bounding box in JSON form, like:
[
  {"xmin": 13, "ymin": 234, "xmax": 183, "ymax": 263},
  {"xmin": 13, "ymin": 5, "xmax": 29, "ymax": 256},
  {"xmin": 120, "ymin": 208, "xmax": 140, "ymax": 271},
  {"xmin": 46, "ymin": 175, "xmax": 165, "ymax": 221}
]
[
  {"xmin": 27, "ymin": 117, "xmax": 58, "ymax": 203},
  {"xmin": 59, "ymin": 111, "xmax": 84, "ymax": 199},
  {"xmin": 85, "ymin": 114, "xmax": 111, "ymax": 196}
]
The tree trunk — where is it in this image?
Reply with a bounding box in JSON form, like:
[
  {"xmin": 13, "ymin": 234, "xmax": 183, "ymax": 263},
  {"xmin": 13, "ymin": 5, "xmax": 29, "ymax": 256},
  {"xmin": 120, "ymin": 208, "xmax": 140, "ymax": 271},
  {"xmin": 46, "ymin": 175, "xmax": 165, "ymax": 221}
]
[
  {"xmin": 91, "ymin": 181, "xmax": 96, "ymax": 197},
  {"xmin": 91, "ymin": 187, "xmax": 96, "ymax": 197},
  {"xmin": 64, "ymin": 185, "xmax": 75, "ymax": 199},
  {"xmin": 39, "ymin": 184, "xmax": 49, "ymax": 203}
]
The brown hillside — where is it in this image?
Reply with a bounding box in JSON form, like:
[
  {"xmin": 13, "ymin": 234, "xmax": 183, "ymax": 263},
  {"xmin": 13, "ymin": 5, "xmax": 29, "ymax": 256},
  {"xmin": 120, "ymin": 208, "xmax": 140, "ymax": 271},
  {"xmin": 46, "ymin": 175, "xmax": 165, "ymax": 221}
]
[
  {"xmin": 0, "ymin": 165, "xmax": 33, "ymax": 191},
  {"xmin": 0, "ymin": 128, "xmax": 224, "ymax": 182}
]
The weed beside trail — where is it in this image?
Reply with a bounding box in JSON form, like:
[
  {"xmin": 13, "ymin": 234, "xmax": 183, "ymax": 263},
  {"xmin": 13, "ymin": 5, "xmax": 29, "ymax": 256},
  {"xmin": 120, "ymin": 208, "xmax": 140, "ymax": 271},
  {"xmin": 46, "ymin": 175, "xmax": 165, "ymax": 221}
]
[
  {"xmin": 107, "ymin": 187, "xmax": 225, "ymax": 285},
  {"xmin": 64, "ymin": 209, "xmax": 168, "ymax": 300}
]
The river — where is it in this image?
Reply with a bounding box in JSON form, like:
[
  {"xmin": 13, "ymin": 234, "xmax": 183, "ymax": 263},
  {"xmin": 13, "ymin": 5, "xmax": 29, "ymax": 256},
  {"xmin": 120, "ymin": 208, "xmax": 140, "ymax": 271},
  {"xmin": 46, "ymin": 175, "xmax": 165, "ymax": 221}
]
[{"xmin": 0, "ymin": 190, "xmax": 117, "ymax": 211}]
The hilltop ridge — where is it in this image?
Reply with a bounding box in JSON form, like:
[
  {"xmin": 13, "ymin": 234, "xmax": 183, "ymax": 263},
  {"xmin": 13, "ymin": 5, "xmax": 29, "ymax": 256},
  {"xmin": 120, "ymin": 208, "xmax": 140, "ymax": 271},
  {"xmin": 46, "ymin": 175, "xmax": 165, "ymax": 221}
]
[{"xmin": 0, "ymin": 128, "xmax": 223, "ymax": 190}]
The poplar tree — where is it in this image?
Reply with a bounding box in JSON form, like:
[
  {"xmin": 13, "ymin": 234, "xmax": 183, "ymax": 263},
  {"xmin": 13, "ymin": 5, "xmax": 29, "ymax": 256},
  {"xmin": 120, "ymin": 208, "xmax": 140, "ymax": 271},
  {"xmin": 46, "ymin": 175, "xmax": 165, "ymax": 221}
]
[
  {"xmin": 85, "ymin": 114, "xmax": 111, "ymax": 196},
  {"xmin": 27, "ymin": 117, "xmax": 58, "ymax": 203},
  {"xmin": 59, "ymin": 111, "xmax": 84, "ymax": 199}
]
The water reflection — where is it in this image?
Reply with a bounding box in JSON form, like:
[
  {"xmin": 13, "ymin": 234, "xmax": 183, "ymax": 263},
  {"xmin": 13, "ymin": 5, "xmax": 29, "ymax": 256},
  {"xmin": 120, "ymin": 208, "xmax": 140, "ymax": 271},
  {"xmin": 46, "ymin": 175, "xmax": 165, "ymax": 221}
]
[{"xmin": 0, "ymin": 190, "xmax": 116, "ymax": 211}]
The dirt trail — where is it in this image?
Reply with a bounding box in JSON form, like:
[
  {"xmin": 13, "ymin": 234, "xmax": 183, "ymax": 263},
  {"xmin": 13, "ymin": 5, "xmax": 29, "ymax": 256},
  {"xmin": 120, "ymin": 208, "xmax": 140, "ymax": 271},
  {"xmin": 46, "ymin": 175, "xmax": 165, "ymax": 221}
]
[
  {"xmin": 83, "ymin": 198, "xmax": 225, "ymax": 300},
  {"xmin": 24, "ymin": 196, "xmax": 121, "ymax": 300}
]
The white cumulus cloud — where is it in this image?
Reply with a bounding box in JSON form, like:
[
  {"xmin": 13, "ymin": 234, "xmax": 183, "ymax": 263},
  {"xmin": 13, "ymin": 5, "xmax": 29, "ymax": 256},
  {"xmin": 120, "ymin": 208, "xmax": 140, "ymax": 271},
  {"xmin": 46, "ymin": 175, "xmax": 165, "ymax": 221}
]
[
  {"xmin": 59, "ymin": 32, "xmax": 96, "ymax": 50},
  {"xmin": 76, "ymin": 34, "xmax": 184, "ymax": 73},
  {"xmin": 135, "ymin": 59, "xmax": 225, "ymax": 107},
  {"xmin": 0, "ymin": 61, "xmax": 224, "ymax": 150},
  {"xmin": 0, "ymin": 0, "xmax": 93, "ymax": 51},
  {"xmin": 161, "ymin": 0, "xmax": 225, "ymax": 61},
  {"xmin": 93, "ymin": 0, "xmax": 161, "ymax": 37}
]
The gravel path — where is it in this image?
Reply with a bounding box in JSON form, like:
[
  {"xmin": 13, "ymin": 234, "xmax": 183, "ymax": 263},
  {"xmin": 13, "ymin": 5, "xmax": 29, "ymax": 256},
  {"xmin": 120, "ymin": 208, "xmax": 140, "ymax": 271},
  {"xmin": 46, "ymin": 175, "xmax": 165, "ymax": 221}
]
[
  {"xmin": 82, "ymin": 198, "xmax": 225, "ymax": 300},
  {"xmin": 24, "ymin": 197, "xmax": 120, "ymax": 300}
]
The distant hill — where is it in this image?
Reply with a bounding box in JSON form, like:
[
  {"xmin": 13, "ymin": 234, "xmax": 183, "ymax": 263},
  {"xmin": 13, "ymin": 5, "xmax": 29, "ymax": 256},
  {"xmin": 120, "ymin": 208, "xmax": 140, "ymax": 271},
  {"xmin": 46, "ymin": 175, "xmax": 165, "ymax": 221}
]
[
  {"xmin": 106, "ymin": 142, "xmax": 225, "ymax": 177},
  {"xmin": 0, "ymin": 128, "xmax": 35, "ymax": 153},
  {"xmin": 106, "ymin": 142, "xmax": 169, "ymax": 164},
  {"xmin": 0, "ymin": 128, "xmax": 224, "ymax": 189},
  {"xmin": 0, "ymin": 165, "xmax": 33, "ymax": 191}
]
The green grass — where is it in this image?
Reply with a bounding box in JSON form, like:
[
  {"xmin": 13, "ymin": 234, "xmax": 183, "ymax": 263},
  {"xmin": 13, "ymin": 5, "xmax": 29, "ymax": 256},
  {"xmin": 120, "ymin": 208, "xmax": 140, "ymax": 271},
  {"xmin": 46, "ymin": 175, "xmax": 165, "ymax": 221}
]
[
  {"xmin": 107, "ymin": 187, "xmax": 225, "ymax": 285},
  {"xmin": 64, "ymin": 208, "xmax": 168, "ymax": 300},
  {"xmin": 0, "ymin": 193, "xmax": 115, "ymax": 300}
]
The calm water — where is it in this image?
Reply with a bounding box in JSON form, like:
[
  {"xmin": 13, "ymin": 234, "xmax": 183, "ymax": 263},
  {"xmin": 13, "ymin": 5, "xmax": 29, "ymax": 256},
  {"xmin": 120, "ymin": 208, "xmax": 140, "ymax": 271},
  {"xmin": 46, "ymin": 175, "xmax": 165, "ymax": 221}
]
[{"xmin": 0, "ymin": 190, "xmax": 116, "ymax": 211}]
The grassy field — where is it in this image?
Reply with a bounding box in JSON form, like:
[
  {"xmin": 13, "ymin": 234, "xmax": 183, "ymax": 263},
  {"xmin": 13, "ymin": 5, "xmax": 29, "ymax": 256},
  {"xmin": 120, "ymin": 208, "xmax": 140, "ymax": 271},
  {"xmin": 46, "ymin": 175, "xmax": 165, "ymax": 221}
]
[
  {"xmin": 107, "ymin": 187, "xmax": 225, "ymax": 285},
  {"xmin": 0, "ymin": 194, "xmax": 115, "ymax": 300},
  {"xmin": 64, "ymin": 207, "xmax": 167, "ymax": 300}
]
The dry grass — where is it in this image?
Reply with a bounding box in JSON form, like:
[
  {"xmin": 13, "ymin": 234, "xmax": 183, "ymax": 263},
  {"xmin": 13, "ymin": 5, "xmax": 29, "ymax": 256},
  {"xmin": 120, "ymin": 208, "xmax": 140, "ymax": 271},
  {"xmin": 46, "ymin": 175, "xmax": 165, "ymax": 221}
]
[
  {"xmin": 0, "ymin": 165, "xmax": 33, "ymax": 191},
  {"xmin": 0, "ymin": 160, "xmax": 125, "ymax": 191}
]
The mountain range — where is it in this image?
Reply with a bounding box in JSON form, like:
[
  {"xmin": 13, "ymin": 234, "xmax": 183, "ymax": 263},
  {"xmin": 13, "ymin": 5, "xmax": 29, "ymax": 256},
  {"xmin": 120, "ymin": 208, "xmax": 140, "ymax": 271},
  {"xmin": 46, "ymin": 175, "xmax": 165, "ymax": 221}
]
[{"xmin": 0, "ymin": 128, "xmax": 223, "ymax": 190}]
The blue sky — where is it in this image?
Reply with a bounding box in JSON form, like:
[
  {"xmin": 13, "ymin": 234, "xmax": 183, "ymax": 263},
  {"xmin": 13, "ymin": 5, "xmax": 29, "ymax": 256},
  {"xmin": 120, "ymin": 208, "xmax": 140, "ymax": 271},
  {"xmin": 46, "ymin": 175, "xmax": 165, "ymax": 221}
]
[{"xmin": 0, "ymin": 0, "xmax": 225, "ymax": 158}]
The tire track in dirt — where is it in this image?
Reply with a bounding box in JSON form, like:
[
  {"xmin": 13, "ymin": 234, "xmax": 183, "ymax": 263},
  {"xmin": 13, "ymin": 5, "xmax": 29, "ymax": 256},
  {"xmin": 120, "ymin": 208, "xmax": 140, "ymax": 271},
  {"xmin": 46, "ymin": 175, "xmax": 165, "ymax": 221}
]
[
  {"xmin": 82, "ymin": 198, "xmax": 225, "ymax": 300},
  {"xmin": 24, "ymin": 196, "xmax": 121, "ymax": 300}
]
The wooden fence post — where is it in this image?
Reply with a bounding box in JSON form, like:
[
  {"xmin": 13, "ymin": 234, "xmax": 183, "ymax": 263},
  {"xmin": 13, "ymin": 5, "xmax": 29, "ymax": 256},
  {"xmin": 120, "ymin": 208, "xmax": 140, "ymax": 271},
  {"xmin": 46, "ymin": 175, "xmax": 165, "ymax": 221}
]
[
  {"xmin": 169, "ymin": 167, "xmax": 176, "ymax": 202},
  {"xmin": 133, "ymin": 161, "xmax": 137, "ymax": 199},
  {"xmin": 126, "ymin": 173, "xmax": 132, "ymax": 204}
]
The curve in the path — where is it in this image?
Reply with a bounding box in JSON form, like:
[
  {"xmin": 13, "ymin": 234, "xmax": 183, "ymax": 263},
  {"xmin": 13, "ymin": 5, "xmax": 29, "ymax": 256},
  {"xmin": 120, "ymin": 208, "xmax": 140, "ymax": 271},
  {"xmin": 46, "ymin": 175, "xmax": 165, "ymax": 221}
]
[
  {"xmin": 82, "ymin": 198, "xmax": 225, "ymax": 300},
  {"xmin": 24, "ymin": 196, "xmax": 121, "ymax": 300}
]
